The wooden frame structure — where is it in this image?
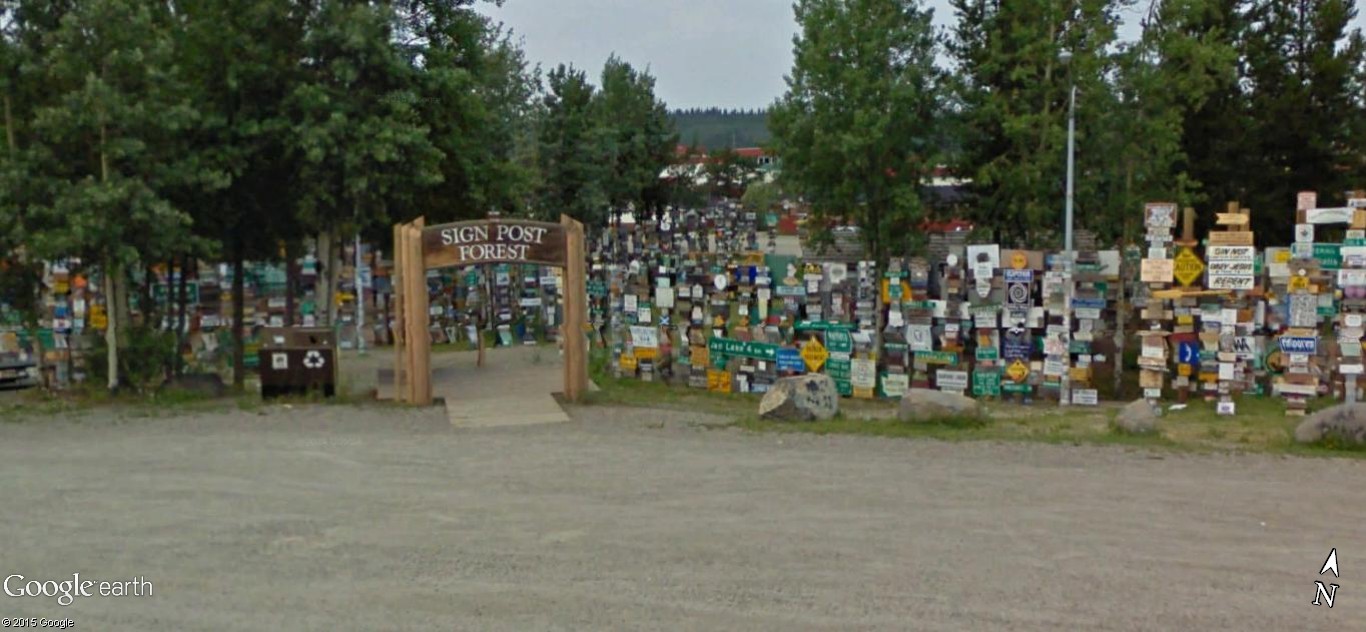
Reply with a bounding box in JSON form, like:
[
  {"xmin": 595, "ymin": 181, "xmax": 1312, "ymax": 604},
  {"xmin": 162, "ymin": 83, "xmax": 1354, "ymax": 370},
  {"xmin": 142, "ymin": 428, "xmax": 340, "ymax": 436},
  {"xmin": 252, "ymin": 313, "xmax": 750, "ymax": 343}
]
[{"xmin": 391, "ymin": 214, "xmax": 588, "ymax": 405}]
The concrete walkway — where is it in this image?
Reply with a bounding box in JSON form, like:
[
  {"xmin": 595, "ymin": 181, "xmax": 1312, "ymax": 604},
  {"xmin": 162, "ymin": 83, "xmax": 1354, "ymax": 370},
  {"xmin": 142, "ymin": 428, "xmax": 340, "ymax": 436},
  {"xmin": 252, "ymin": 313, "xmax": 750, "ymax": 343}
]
[
  {"xmin": 368, "ymin": 344, "xmax": 581, "ymax": 428},
  {"xmin": 437, "ymin": 345, "xmax": 572, "ymax": 428}
]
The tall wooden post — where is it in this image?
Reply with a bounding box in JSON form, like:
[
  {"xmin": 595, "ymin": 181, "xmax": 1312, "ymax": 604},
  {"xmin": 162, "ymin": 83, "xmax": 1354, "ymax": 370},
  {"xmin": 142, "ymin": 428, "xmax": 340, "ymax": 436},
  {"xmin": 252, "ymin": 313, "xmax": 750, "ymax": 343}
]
[
  {"xmin": 405, "ymin": 218, "xmax": 431, "ymax": 405},
  {"xmin": 562, "ymin": 215, "xmax": 589, "ymax": 402},
  {"xmin": 392, "ymin": 222, "xmax": 407, "ymax": 401}
]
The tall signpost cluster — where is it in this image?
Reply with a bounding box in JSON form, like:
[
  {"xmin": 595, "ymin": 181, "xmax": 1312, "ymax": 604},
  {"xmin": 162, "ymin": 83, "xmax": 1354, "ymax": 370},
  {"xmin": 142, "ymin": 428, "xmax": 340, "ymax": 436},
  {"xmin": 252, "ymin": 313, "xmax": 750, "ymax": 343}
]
[{"xmin": 1137, "ymin": 203, "xmax": 1177, "ymax": 405}]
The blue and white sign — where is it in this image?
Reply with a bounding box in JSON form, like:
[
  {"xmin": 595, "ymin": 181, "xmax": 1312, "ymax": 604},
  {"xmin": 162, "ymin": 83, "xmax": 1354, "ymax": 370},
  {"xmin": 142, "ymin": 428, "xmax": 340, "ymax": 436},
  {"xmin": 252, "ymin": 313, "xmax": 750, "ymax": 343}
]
[
  {"xmin": 1071, "ymin": 297, "xmax": 1106, "ymax": 310},
  {"xmin": 1003, "ymin": 269, "xmax": 1034, "ymax": 283},
  {"xmin": 1279, "ymin": 336, "xmax": 1318, "ymax": 354},
  {"xmin": 776, "ymin": 348, "xmax": 806, "ymax": 373},
  {"xmin": 1178, "ymin": 341, "xmax": 1200, "ymax": 366}
]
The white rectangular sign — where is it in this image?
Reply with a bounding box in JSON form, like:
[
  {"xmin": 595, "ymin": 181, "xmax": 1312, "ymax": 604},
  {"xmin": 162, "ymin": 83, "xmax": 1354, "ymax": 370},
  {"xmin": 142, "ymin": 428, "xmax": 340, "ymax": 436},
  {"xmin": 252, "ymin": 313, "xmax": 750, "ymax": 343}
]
[
  {"xmin": 1307, "ymin": 207, "xmax": 1355, "ymax": 224},
  {"xmin": 882, "ymin": 373, "xmax": 909, "ymax": 398},
  {"xmin": 1207, "ymin": 275, "xmax": 1255, "ymax": 290},
  {"xmin": 851, "ymin": 358, "xmax": 877, "ymax": 389},
  {"xmin": 1206, "ymin": 245, "xmax": 1256, "ymax": 262},
  {"xmin": 629, "ymin": 326, "xmax": 659, "ymax": 349},
  {"xmin": 936, "ymin": 369, "xmax": 969, "ymax": 392},
  {"xmin": 1071, "ymin": 389, "xmax": 1098, "ymax": 406}
]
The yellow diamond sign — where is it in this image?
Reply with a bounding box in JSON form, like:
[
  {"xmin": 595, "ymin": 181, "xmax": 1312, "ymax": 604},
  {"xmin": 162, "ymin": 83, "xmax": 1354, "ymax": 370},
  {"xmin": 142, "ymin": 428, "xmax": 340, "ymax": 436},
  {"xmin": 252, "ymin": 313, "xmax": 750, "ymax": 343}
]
[
  {"xmin": 1173, "ymin": 248, "xmax": 1204, "ymax": 287},
  {"xmin": 1005, "ymin": 360, "xmax": 1030, "ymax": 383},
  {"xmin": 801, "ymin": 335, "xmax": 829, "ymax": 372}
]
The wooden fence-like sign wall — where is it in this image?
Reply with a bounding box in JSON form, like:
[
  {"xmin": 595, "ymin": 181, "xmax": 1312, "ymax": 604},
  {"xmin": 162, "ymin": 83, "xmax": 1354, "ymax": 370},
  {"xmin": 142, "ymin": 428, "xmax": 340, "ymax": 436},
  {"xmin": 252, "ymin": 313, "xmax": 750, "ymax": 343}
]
[{"xmin": 392, "ymin": 216, "xmax": 588, "ymax": 406}]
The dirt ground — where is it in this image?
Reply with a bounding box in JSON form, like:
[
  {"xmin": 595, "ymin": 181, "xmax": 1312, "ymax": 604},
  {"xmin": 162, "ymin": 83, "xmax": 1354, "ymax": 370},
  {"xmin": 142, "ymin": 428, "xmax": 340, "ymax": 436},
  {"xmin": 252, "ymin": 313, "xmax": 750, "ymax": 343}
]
[{"xmin": 1, "ymin": 402, "xmax": 1362, "ymax": 631}]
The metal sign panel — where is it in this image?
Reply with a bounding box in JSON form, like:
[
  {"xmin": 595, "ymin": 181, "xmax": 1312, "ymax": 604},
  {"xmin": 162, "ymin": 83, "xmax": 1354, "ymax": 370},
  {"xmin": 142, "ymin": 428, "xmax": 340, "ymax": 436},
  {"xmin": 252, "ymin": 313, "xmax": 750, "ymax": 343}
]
[{"xmin": 1278, "ymin": 336, "xmax": 1317, "ymax": 354}]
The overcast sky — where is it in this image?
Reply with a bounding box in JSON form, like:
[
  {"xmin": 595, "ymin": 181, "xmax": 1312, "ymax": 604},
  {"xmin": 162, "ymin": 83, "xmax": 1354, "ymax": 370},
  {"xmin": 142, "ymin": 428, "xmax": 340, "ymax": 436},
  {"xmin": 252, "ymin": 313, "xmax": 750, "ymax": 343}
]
[{"xmin": 478, "ymin": 0, "xmax": 1366, "ymax": 110}]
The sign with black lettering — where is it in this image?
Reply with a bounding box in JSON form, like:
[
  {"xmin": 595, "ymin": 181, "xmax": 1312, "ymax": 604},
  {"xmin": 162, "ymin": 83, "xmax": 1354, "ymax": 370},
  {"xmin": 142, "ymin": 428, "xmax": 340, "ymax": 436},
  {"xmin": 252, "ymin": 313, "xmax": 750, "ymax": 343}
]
[{"xmin": 423, "ymin": 220, "xmax": 567, "ymax": 269}]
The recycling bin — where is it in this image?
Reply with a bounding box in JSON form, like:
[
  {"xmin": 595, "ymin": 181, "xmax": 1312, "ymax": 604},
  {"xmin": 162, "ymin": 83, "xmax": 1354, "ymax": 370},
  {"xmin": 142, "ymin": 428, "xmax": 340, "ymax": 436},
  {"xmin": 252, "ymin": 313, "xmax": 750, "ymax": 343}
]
[{"xmin": 258, "ymin": 327, "xmax": 337, "ymax": 399}]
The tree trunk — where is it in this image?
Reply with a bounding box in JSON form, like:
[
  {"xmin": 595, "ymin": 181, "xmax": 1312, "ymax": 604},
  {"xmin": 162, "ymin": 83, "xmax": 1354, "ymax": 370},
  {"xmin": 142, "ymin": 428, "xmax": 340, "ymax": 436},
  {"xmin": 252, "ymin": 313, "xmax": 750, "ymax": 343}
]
[
  {"xmin": 115, "ymin": 263, "xmax": 131, "ymax": 348},
  {"xmin": 3, "ymin": 94, "xmax": 14, "ymax": 159},
  {"xmin": 285, "ymin": 241, "xmax": 297, "ymax": 327},
  {"xmin": 326, "ymin": 229, "xmax": 341, "ymax": 329},
  {"xmin": 142, "ymin": 264, "xmax": 157, "ymax": 333},
  {"xmin": 103, "ymin": 259, "xmax": 120, "ymax": 393},
  {"xmin": 175, "ymin": 255, "xmax": 190, "ymax": 377},
  {"xmin": 315, "ymin": 231, "xmax": 331, "ymax": 327},
  {"xmin": 232, "ymin": 243, "xmax": 245, "ymax": 390}
]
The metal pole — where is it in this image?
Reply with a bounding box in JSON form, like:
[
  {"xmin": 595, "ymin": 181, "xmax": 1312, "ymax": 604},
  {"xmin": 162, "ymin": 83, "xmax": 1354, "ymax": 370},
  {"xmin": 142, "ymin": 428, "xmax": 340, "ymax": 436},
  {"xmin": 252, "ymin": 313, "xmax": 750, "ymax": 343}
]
[{"xmin": 1065, "ymin": 83, "xmax": 1076, "ymax": 260}]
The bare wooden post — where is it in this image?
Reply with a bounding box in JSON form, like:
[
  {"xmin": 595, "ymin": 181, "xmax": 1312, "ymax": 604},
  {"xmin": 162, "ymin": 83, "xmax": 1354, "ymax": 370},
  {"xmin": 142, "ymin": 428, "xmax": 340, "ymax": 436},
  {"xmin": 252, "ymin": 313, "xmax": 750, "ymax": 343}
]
[
  {"xmin": 392, "ymin": 222, "xmax": 407, "ymax": 401},
  {"xmin": 406, "ymin": 218, "xmax": 431, "ymax": 405},
  {"xmin": 562, "ymin": 215, "xmax": 589, "ymax": 402}
]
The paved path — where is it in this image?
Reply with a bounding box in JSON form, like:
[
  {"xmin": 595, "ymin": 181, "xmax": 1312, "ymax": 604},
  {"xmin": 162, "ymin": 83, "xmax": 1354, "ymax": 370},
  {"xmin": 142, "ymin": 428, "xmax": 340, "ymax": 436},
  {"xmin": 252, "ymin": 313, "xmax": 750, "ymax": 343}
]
[
  {"xmin": 437, "ymin": 345, "xmax": 572, "ymax": 428},
  {"xmin": 366, "ymin": 345, "xmax": 575, "ymax": 428}
]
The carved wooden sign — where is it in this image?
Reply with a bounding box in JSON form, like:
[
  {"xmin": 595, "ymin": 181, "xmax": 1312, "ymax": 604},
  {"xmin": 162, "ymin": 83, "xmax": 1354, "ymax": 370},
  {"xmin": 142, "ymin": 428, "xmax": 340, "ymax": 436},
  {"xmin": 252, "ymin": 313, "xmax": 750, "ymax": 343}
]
[{"xmin": 422, "ymin": 219, "xmax": 568, "ymax": 269}]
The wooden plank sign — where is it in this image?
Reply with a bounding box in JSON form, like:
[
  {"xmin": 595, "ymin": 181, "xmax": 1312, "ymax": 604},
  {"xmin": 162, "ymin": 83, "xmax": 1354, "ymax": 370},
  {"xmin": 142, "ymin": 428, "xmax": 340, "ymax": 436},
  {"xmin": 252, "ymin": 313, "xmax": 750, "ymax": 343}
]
[
  {"xmin": 1216, "ymin": 213, "xmax": 1250, "ymax": 226},
  {"xmin": 422, "ymin": 219, "xmax": 568, "ymax": 269},
  {"xmin": 1207, "ymin": 231, "xmax": 1254, "ymax": 246},
  {"xmin": 1141, "ymin": 258, "xmax": 1174, "ymax": 283}
]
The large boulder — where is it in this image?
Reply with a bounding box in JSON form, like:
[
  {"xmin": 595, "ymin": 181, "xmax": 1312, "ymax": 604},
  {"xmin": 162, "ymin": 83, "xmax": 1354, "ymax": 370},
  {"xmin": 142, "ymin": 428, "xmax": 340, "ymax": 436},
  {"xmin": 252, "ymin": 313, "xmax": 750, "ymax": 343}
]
[
  {"xmin": 1114, "ymin": 399, "xmax": 1160, "ymax": 435},
  {"xmin": 759, "ymin": 374, "xmax": 839, "ymax": 422},
  {"xmin": 897, "ymin": 388, "xmax": 984, "ymax": 423},
  {"xmin": 1295, "ymin": 404, "xmax": 1366, "ymax": 446}
]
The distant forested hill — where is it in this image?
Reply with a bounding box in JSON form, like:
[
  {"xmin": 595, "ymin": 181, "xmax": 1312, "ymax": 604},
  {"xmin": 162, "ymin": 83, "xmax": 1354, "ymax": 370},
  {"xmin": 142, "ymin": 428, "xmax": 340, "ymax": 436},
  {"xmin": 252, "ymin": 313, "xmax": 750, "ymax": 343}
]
[{"xmin": 671, "ymin": 108, "xmax": 771, "ymax": 150}]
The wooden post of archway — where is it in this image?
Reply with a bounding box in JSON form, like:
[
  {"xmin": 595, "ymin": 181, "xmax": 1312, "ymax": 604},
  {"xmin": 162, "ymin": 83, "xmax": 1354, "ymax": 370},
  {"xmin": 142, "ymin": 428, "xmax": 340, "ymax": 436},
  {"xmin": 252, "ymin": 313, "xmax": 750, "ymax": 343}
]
[{"xmin": 391, "ymin": 214, "xmax": 587, "ymax": 405}]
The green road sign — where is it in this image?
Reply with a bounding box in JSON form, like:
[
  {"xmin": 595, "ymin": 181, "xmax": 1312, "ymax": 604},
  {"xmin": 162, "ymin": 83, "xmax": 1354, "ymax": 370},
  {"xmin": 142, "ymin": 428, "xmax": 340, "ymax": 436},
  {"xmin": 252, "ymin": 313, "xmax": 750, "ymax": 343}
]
[
  {"xmin": 825, "ymin": 330, "xmax": 853, "ymax": 354},
  {"xmin": 826, "ymin": 358, "xmax": 852, "ymax": 396},
  {"xmin": 707, "ymin": 337, "xmax": 778, "ymax": 362},
  {"xmin": 1313, "ymin": 243, "xmax": 1342, "ymax": 270},
  {"xmin": 972, "ymin": 370, "xmax": 1001, "ymax": 397},
  {"xmin": 915, "ymin": 350, "xmax": 959, "ymax": 365}
]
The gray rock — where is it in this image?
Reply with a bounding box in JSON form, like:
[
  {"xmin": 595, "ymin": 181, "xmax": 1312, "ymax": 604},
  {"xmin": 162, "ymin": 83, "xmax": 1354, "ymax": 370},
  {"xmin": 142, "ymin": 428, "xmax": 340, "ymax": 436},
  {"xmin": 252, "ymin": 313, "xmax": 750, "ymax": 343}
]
[
  {"xmin": 759, "ymin": 374, "xmax": 839, "ymax": 422},
  {"xmin": 1114, "ymin": 399, "xmax": 1160, "ymax": 435},
  {"xmin": 1295, "ymin": 404, "xmax": 1366, "ymax": 445},
  {"xmin": 897, "ymin": 388, "xmax": 984, "ymax": 423}
]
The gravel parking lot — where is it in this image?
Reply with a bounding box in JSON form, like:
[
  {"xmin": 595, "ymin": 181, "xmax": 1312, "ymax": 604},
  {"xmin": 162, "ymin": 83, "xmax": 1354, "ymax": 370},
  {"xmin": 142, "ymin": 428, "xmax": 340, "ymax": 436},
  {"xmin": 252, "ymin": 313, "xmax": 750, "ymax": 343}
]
[{"xmin": 1, "ymin": 403, "xmax": 1362, "ymax": 631}]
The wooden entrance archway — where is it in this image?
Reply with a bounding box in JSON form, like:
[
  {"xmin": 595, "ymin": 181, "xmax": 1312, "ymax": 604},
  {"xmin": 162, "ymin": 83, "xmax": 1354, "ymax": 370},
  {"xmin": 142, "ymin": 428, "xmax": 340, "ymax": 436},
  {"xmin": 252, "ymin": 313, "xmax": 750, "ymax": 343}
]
[{"xmin": 391, "ymin": 215, "xmax": 588, "ymax": 406}]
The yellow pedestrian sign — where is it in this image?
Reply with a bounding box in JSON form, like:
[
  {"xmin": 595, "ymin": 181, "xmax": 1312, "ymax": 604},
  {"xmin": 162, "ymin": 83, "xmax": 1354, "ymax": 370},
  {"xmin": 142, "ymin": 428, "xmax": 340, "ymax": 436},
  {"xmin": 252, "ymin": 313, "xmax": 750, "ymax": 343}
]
[
  {"xmin": 1173, "ymin": 248, "xmax": 1205, "ymax": 287},
  {"xmin": 801, "ymin": 335, "xmax": 829, "ymax": 372},
  {"xmin": 1005, "ymin": 359, "xmax": 1030, "ymax": 383}
]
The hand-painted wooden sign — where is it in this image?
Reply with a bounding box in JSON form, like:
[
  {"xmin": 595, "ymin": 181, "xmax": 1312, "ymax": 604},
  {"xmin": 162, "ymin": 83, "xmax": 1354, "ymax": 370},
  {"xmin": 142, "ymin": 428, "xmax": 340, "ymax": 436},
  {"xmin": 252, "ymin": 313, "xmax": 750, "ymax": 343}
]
[
  {"xmin": 423, "ymin": 220, "xmax": 567, "ymax": 268},
  {"xmin": 1207, "ymin": 231, "xmax": 1254, "ymax": 246},
  {"xmin": 1140, "ymin": 258, "xmax": 1174, "ymax": 283}
]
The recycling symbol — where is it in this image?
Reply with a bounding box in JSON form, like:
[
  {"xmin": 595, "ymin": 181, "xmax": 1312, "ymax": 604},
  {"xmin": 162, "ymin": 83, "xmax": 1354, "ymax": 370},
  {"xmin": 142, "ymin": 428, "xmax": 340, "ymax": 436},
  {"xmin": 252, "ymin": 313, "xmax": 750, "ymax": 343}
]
[{"xmin": 303, "ymin": 350, "xmax": 326, "ymax": 369}]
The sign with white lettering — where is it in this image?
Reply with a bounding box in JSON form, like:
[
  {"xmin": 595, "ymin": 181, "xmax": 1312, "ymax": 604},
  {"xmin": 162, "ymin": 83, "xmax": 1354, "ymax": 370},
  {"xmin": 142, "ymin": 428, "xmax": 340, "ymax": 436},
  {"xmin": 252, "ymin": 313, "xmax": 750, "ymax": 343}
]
[
  {"xmin": 1279, "ymin": 336, "xmax": 1317, "ymax": 354},
  {"xmin": 423, "ymin": 220, "xmax": 567, "ymax": 268}
]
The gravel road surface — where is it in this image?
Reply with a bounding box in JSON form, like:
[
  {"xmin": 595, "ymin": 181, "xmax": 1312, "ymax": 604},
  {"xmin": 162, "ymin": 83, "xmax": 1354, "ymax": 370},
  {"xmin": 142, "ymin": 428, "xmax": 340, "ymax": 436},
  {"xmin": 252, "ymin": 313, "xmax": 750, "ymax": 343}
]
[{"xmin": 0, "ymin": 404, "xmax": 1361, "ymax": 631}]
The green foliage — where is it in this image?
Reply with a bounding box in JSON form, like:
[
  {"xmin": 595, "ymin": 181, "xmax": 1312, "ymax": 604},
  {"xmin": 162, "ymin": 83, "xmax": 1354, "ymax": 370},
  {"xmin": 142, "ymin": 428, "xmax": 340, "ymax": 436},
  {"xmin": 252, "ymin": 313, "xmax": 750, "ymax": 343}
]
[
  {"xmin": 671, "ymin": 108, "xmax": 770, "ymax": 149},
  {"xmin": 946, "ymin": 0, "xmax": 1128, "ymax": 248},
  {"xmin": 770, "ymin": 0, "xmax": 944, "ymax": 261},
  {"xmin": 84, "ymin": 325, "xmax": 176, "ymax": 390},
  {"xmin": 741, "ymin": 180, "xmax": 782, "ymax": 214},
  {"xmin": 1238, "ymin": 0, "xmax": 1364, "ymax": 239},
  {"xmin": 537, "ymin": 64, "xmax": 608, "ymax": 223},
  {"xmin": 535, "ymin": 56, "xmax": 674, "ymax": 224}
]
